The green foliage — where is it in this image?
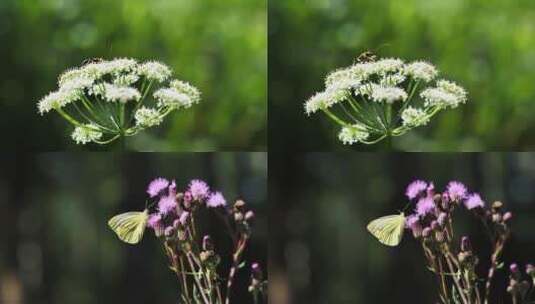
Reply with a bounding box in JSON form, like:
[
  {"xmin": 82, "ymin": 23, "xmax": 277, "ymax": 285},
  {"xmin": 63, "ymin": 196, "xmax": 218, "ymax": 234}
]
[
  {"xmin": 1, "ymin": 0, "xmax": 266, "ymax": 150},
  {"xmin": 269, "ymin": 0, "xmax": 535, "ymax": 151}
]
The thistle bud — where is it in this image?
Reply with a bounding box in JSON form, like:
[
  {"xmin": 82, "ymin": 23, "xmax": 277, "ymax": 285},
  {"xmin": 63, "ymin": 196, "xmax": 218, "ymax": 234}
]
[
  {"xmin": 422, "ymin": 227, "xmax": 432, "ymax": 238},
  {"xmin": 503, "ymin": 212, "xmax": 513, "ymax": 222},
  {"xmin": 173, "ymin": 219, "xmax": 180, "ymax": 230},
  {"xmin": 251, "ymin": 262, "xmax": 263, "ymax": 281},
  {"xmin": 245, "ymin": 210, "xmax": 255, "ymax": 221},
  {"xmin": 430, "ymin": 220, "xmax": 439, "ymax": 230},
  {"xmin": 461, "ymin": 236, "xmax": 471, "ymax": 252},
  {"xmin": 203, "ymin": 235, "xmax": 214, "ymax": 251},
  {"xmin": 437, "ymin": 213, "xmax": 447, "ymax": 227},
  {"xmin": 234, "ymin": 212, "xmax": 244, "ymax": 222},
  {"xmin": 234, "ymin": 200, "xmax": 246, "ymax": 210},
  {"xmin": 433, "ymin": 194, "xmax": 442, "ymax": 204},
  {"xmin": 183, "ymin": 191, "xmax": 192, "ymax": 209},
  {"xmin": 492, "ymin": 201, "xmax": 503, "ymax": 211},
  {"xmin": 179, "ymin": 211, "xmax": 190, "ymax": 225},
  {"xmin": 510, "ymin": 263, "xmax": 521, "ymax": 280},
  {"xmin": 492, "ymin": 213, "xmax": 502, "ymax": 223},
  {"xmin": 165, "ymin": 226, "xmax": 175, "ymax": 238},
  {"xmin": 441, "ymin": 193, "xmax": 450, "ymax": 210}
]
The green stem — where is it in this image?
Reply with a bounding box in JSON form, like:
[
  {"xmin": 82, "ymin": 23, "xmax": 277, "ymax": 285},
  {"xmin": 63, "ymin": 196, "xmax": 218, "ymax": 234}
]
[{"xmin": 322, "ymin": 108, "xmax": 347, "ymax": 127}]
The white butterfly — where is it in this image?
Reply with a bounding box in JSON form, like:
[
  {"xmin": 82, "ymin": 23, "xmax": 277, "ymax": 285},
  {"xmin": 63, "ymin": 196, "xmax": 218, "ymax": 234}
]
[
  {"xmin": 108, "ymin": 209, "xmax": 149, "ymax": 245},
  {"xmin": 367, "ymin": 212, "xmax": 406, "ymax": 247}
]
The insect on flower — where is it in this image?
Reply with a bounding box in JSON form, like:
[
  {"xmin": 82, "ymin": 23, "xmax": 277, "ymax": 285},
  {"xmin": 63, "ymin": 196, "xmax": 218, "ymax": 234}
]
[{"xmin": 304, "ymin": 54, "xmax": 468, "ymax": 147}]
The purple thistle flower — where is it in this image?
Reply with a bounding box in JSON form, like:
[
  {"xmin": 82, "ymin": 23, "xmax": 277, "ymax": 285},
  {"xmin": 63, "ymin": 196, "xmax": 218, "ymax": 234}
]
[
  {"xmin": 169, "ymin": 180, "xmax": 177, "ymax": 197},
  {"xmin": 207, "ymin": 192, "xmax": 226, "ymax": 208},
  {"xmin": 158, "ymin": 194, "xmax": 177, "ymax": 215},
  {"xmin": 147, "ymin": 178, "xmax": 169, "ymax": 198},
  {"xmin": 447, "ymin": 181, "xmax": 467, "ymax": 202},
  {"xmin": 406, "ymin": 215, "xmax": 423, "ymax": 238},
  {"xmin": 188, "ymin": 179, "xmax": 210, "ymax": 201},
  {"xmin": 464, "ymin": 193, "xmax": 485, "ymax": 210},
  {"xmin": 416, "ymin": 196, "xmax": 436, "ymax": 215},
  {"xmin": 406, "ymin": 180, "xmax": 428, "ymax": 200},
  {"xmin": 147, "ymin": 213, "xmax": 164, "ymax": 236}
]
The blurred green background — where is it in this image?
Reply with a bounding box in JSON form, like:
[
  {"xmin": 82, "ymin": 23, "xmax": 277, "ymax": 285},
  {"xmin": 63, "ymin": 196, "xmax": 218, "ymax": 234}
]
[
  {"xmin": 0, "ymin": 152, "xmax": 267, "ymax": 303},
  {"xmin": 269, "ymin": 0, "xmax": 535, "ymax": 151},
  {"xmin": 270, "ymin": 152, "xmax": 535, "ymax": 303},
  {"xmin": 0, "ymin": 0, "xmax": 266, "ymax": 151}
]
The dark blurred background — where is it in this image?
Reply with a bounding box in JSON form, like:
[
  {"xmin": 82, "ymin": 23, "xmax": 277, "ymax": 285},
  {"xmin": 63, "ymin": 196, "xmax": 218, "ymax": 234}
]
[
  {"xmin": 270, "ymin": 153, "xmax": 535, "ymax": 303},
  {"xmin": 0, "ymin": 0, "xmax": 266, "ymax": 151},
  {"xmin": 269, "ymin": 0, "xmax": 535, "ymax": 151},
  {"xmin": 0, "ymin": 152, "xmax": 267, "ymax": 303}
]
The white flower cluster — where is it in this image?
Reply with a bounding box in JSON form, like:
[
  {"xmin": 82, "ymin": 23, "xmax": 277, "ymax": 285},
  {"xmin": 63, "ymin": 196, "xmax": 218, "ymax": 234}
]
[
  {"xmin": 135, "ymin": 107, "xmax": 163, "ymax": 127},
  {"xmin": 421, "ymin": 80, "xmax": 467, "ymax": 109},
  {"xmin": 401, "ymin": 107, "xmax": 429, "ymax": 127},
  {"xmin": 304, "ymin": 55, "xmax": 468, "ymax": 145},
  {"xmin": 305, "ymin": 58, "xmax": 441, "ymax": 115},
  {"xmin": 38, "ymin": 58, "xmax": 201, "ymax": 145},
  {"xmin": 71, "ymin": 124, "xmax": 103, "ymax": 145},
  {"xmin": 338, "ymin": 124, "xmax": 369, "ymax": 145}
]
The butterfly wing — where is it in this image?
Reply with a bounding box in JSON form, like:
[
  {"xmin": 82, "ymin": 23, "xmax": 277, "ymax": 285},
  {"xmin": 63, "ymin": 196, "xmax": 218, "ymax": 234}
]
[
  {"xmin": 366, "ymin": 213, "xmax": 405, "ymax": 246},
  {"xmin": 108, "ymin": 210, "xmax": 148, "ymax": 244}
]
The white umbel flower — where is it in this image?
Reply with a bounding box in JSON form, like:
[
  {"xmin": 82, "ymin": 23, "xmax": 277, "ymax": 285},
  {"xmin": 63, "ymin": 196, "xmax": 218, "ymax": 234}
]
[
  {"xmin": 380, "ymin": 72, "xmax": 406, "ymax": 86},
  {"xmin": 437, "ymin": 80, "xmax": 467, "ymax": 103},
  {"xmin": 134, "ymin": 107, "xmax": 163, "ymax": 127},
  {"xmin": 401, "ymin": 107, "xmax": 429, "ymax": 127},
  {"xmin": 375, "ymin": 58, "xmax": 405, "ymax": 74},
  {"xmin": 170, "ymin": 80, "xmax": 201, "ymax": 104},
  {"xmin": 305, "ymin": 91, "xmax": 328, "ymax": 115},
  {"xmin": 139, "ymin": 61, "xmax": 172, "ymax": 82},
  {"xmin": 102, "ymin": 83, "xmax": 141, "ymax": 103},
  {"xmin": 338, "ymin": 124, "xmax": 369, "ymax": 145},
  {"xmin": 38, "ymin": 89, "xmax": 81, "ymax": 115},
  {"xmin": 153, "ymin": 88, "xmax": 193, "ymax": 109},
  {"xmin": 113, "ymin": 73, "xmax": 140, "ymax": 86},
  {"xmin": 71, "ymin": 124, "xmax": 102, "ymax": 144},
  {"xmin": 405, "ymin": 61, "xmax": 438, "ymax": 82},
  {"xmin": 421, "ymin": 80, "xmax": 467, "ymax": 109},
  {"xmin": 371, "ymin": 86, "xmax": 408, "ymax": 103}
]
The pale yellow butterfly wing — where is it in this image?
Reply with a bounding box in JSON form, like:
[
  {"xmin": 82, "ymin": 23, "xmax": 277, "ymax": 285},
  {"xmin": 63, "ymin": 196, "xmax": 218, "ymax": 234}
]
[
  {"xmin": 366, "ymin": 213, "xmax": 405, "ymax": 246},
  {"xmin": 108, "ymin": 209, "xmax": 149, "ymax": 244}
]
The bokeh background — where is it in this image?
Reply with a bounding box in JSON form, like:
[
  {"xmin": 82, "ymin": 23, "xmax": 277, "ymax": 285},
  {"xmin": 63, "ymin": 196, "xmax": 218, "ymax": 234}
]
[
  {"xmin": 269, "ymin": 0, "xmax": 535, "ymax": 151},
  {"xmin": 270, "ymin": 152, "xmax": 535, "ymax": 303},
  {"xmin": 0, "ymin": 0, "xmax": 266, "ymax": 151},
  {"xmin": 0, "ymin": 152, "xmax": 267, "ymax": 303}
]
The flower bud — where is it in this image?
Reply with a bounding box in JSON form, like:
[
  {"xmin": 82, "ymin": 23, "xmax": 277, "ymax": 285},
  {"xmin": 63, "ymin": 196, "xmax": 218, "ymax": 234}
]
[
  {"xmin": 165, "ymin": 226, "xmax": 175, "ymax": 238},
  {"xmin": 251, "ymin": 262, "xmax": 263, "ymax": 281},
  {"xmin": 234, "ymin": 212, "xmax": 244, "ymax": 222},
  {"xmin": 245, "ymin": 210, "xmax": 255, "ymax": 221},
  {"xmin": 492, "ymin": 201, "xmax": 503, "ymax": 211},
  {"xmin": 441, "ymin": 193, "xmax": 450, "ymax": 210},
  {"xmin": 430, "ymin": 220, "xmax": 439, "ymax": 230},
  {"xmin": 461, "ymin": 236, "xmax": 471, "ymax": 252},
  {"xmin": 203, "ymin": 235, "xmax": 214, "ymax": 251},
  {"xmin": 183, "ymin": 191, "xmax": 192, "ymax": 209},
  {"xmin": 234, "ymin": 200, "xmax": 246, "ymax": 210},
  {"xmin": 510, "ymin": 263, "xmax": 522, "ymax": 280},
  {"xmin": 179, "ymin": 211, "xmax": 190, "ymax": 225},
  {"xmin": 433, "ymin": 194, "xmax": 442, "ymax": 204},
  {"xmin": 492, "ymin": 213, "xmax": 502, "ymax": 223},
  {"xmin": 173, "ymin": 219, "xmax": 180, "ymax": 230},
  {"xmin": 422, "ymin": 227, "xmax": 432, "ymax": 238},
  {"xmin": 503, "ymin": 212, "xmax": 513, "ymax": 222},
  {"xmin": 437, "ymin": 213, "xmax": 448, "ymax": 227}
]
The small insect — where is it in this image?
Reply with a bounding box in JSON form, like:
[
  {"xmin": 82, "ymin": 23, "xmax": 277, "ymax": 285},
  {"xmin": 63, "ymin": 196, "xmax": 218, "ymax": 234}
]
[
  {"xmin": 81, "ymin": 57, "xmax": 104, "ymax": 65},
  {"xmin": 108, "ymin": 209, "xmax": 149, "ymax": 244},
  {"xmin": 355, "ymin": 50, "xmax": 378, "ymax": 63},
  {"xmin": 367, "ymin": 212, "xmax": 406, "ymax": 247}
]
